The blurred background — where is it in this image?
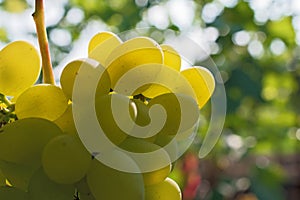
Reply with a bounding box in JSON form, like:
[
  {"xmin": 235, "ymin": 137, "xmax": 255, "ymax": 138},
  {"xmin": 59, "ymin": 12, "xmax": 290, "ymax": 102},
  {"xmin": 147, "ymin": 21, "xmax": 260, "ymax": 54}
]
[{"xmin": 0, "ymin": 0, "xmax": 300, "ymax": 199}]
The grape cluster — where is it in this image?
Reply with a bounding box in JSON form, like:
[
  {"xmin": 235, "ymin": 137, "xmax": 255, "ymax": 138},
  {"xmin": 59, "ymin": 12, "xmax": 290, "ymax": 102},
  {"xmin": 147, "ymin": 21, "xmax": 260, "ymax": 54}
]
[{"xmin": 0, "ymin": 32, "xmax": 215, "ymax": 200}]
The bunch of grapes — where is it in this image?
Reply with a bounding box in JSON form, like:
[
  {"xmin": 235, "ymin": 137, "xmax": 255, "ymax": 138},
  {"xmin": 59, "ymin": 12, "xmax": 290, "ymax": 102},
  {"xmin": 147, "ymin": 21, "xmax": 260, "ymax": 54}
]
[{"xmin": 0, "ymin": 31, "xmax": 215, "ymax": 200}]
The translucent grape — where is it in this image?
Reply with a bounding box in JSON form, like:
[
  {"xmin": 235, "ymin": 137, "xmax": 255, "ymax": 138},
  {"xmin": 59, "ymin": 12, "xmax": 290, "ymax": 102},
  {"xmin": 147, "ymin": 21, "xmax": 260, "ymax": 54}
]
[
  {"xmin": 141, "ymin": 45, "xmax": 182, "ymax": 98},
  {"xmin": 0, "ymin": 41, "xmax": 41, "ymax": 97},
  {"xmin": 60, "ymin": 59, "xmax": 111, "ymax": 100},
  {"xmin": 75, "ymin": 177, "xmax": 95, "ymax": 199},
  {"xmin": 88, "ymin": 32, "xmax": 122, "ymax": 66},
  {"xmin": 42, "ymin": 135, "xmax": 92, "ymax": 184},
  {"xmin": 105, "ymin": 37, "xmax": 163, "ymax": 92},
  {"xmin": 0, "ymin": 169, "xmax": 5, "ymax": 186},
  {"xmin": 161, "ymin": 44, "xmax": 181, "ymax": 71},
  {"xmin": 130, "ymin": 99, "xmax": 156, "ymax": 142},
  {"xmin": 147, "ymin": 93, "xmax": 181, "ymax": 136},
  {"xmin": 0, "ymin": 160, "xmax": 35, "ymax": 191},
  {"xmin": 15, "ymin": 84, "xmax": 68, "ymax": 121},
  {"xmin": 0, "ymin": 186, "xmax": 29, "ymax": 200},
  {"xmin": 145, "ymin": 177, "xmax": 182, "ymax": 200},
  {"xmin": 181, "ymin": 66, "xmax": 215, "ymax": 108},
  {"xmin": 0, "ymin": 118, "xmax": 63, "ymax": 167},
  {"xmin": 28, "ymin": 168, "xmax": 75, "ymax": 200},
  {"xmin": 87, "ymin": 159, "xmax": 144, "ymax": 200},
  {"xmin": 95, "ymin": 93, "xmax": 136, "ymax": 145},
  {"xmin": 54, "ymin": 104, "xmax": 77, "ymax": 135},
  {"xmin": 120, "ymin": 138, "xmax": 171, "ymax": 186}
]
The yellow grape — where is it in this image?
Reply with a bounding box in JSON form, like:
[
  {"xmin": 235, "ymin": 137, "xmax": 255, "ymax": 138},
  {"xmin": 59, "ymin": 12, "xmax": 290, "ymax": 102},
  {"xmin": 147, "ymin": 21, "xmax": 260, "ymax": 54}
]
[
  {"xmin": 87, "ymin": 159, "xmax": 144, "ymax": 200},
  {"xmin": 0, "ymin": 41, "xmax": 41, "ymax": 97},
  {"xmin": 120, "ymin": 138, "xmax": 171, "ymax": 186},
  {"xmin": 105, "ymin": 37, "xmax": 163, "ymax": 91},
  {"xmin": 141, "ymin": 64, "xmax": 194, "ymax": 99},
  {"xmin": 88, "ymin": 32, "xmax": 122, "ymax": 65},
  {"xmin": 130, "ymin": 99, "xmax": 156, "ymax": 142},
  {"xmin": 60, "ymin": 59, "xmax": 111, "ymax": 100},
  {"xmin": 15, "ymin": 84, "xmax": 68, "ymax": 121},
  {"xmin": 145, "ymin": 177, "xmax": 182, "ymax": 200},
  {"xmin": 42, "ymin": 135, "xmax": 92, "ymax": 184},
  {"xmin": 147, "ymin": 93, "xmax": 181, "ymax": 136},
  {"xmin": 181, "ymin": 66, "xmax": 215, "ymax": 108},
  {"xmin": 75, "ymin": 177, "xmax": 95, "ymax": 199},
  {"xmin": 80, "ymin": 194, "xmax": 96, "ymax": 200},
  {"xmin": 154, "ymin": 134, "xmax": 179, "ymax": 165},
  {"xmin": 161, "ymin": 44, "xmax": 181, "ymax": 71},
  {"xmin": 148, "ymin": 93, "xmax": 199, "ymax": 137},
  {"xmin": 95, "ymin": 93, "xmax": 136, "ymax": 145},
  {"xmin": 28, "ymin": 168, "xmax": 75, "ymax": 200},
  {"xmin": 0, "ymin": 118, "xmax": 63, "ymax": 168},
  {"xmin": 0, "ymin": 186, "xmax": 29, "ymax": 200},
  {"xmin": 54, "ymin": 104, "xmax": 77, "ymax": 135},
  {"xmin": 0, "ymin": 160, "xmax": 35, "ymax": 191},
  {"xmin": 0, "ymin": 169, "xmax": 5, "ymax": 186},
  {"xmin": 141, "ymin": 45, "xmax": 181, "ymax": 98}
]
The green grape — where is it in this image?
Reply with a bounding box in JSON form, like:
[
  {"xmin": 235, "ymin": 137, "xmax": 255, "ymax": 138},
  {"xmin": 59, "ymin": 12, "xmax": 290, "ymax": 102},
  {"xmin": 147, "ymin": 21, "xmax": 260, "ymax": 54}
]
[
  {"xmin": 181, "ymin": 66, "xmax": 215, "ymax": 108},
  {"xmin": 95, "ymin": 93, "xmax": 136, "ymax": 145},
  {"xmin": 0, "ymin": 118, "xmax": 63, "ymax": 168},
  {"xmin": 88, "ymin": 32, "xmax": 122, "ymax": 65},
  {"xmin": 15, "ymin": 84, "xmax": 68, "ymax": 121},
  {"xmin": 120, "ymin": 138, "xmax": 171, "ymax": 186},
  {"xmin": 0, "ymin": 168, "xmax": 5, "ymax": 186},
  {"xmin": 145, "ymin": 177, "xmax": 182, "ymax": 200},
  {"xmin": 28, "ymin": 168, "xmax": 75, "ymax": 200},
  {"xmin": 148, "ymin": 93, "xmax": 199, "ymax": 137},
  {"xmin": 105, "ymin": 37, "xmax": 163, "ymax": 91},
  {"xmin": 0, "ymin": 41, "xmax": 41, "ymax": 97},
  {"xmin": 0, "ymin": 186, "xmax": 29, "ymax": 200},
  {"xmin": 130, "ymin": 99, "xmax": 156, "ymax": 142},
  {"xmin": 0, "ymin": 160, "xmax": 35, "ymax": 191},
  {"xmin": 42, "ymin": 135, "xmax": 92, "ymax": 184},
  {"xmin": 147, "ymin": 93, "xmax": 181, "ymax": 136},
  {"xmin": 155, "ymin": 134, "xmax": 178, "ymax": 159},
  {"xmin": 80, "ymin": 193, "xmax": 96, "ymax": 200},
  {"xmin": 60, "ymin": 59, "xmax": 111, "ymax": 100},
  {"xmin": 87, "ymin": 159, "xmax": 144, "ymax": 200},
  {"xmin": 54, "ymin": 104, "xmax": 77, "ymax": 135},
  {"xmin": 75, "ymin": 177, "xmax": 95, "ymax": 200}
]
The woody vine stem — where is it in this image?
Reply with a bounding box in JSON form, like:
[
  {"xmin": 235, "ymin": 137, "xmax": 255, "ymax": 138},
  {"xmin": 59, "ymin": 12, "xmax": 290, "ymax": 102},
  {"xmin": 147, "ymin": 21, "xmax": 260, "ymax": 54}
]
[{"xmin": 32, "ymin": 0, "xmax": 55, "ymax": 85}]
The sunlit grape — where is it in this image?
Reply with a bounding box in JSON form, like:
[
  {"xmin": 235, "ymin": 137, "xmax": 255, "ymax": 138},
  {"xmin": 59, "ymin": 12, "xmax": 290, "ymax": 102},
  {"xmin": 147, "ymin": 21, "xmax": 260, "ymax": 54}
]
[
  {"xmin": 15, "ymin": 84, "xmax": 68, "ymax": 121},
  {"xmin": 181, "ymin": 66, "xmax": 215, "ymax": 108},
  {"xmin": 60, "ymin": 59, "xmax": 111, "ymax": 101},
  {"xmin": 0, "ymin": 41, "xmax": 41, "ymax": 97},
  {"xmin": 88, "ymin": 32, "xmax": 122, "ymax": 66},
  {"xmin": 42, "ymin": 135, "xmax": 92, "ymax": 184},
  {"xmin": 105, "ymin": 37, "xmax": 163, "ymax": 92}
]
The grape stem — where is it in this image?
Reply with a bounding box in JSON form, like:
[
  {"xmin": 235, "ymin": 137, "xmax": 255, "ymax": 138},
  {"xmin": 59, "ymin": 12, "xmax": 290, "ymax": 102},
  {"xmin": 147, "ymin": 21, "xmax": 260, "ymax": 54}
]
[
  {"xmin": 0, "ymin": 94, "xmax": 12, "ymax": 107},
  {"xmin": 32, "ymin": 0, "xmax": 55, "ymax": 85}
]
